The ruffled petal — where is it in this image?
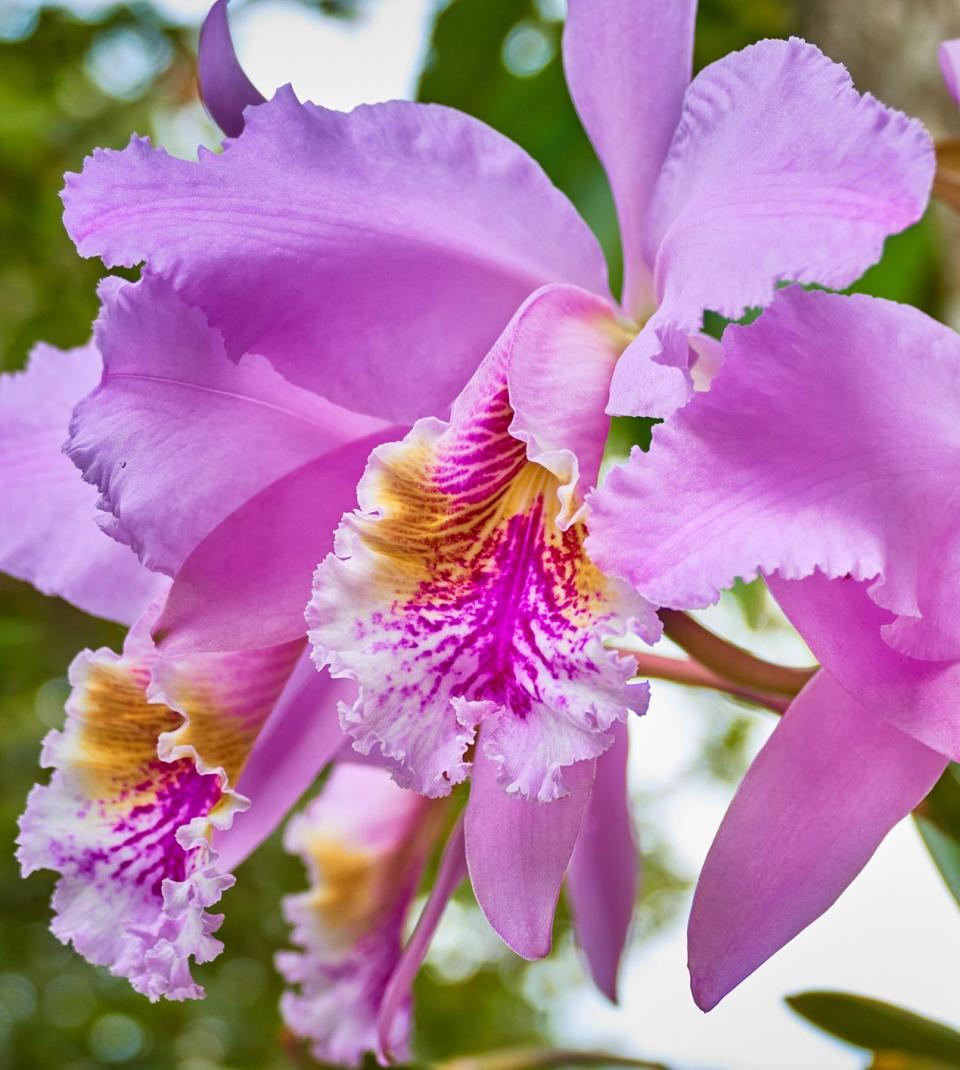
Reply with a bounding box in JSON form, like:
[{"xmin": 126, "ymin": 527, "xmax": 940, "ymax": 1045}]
[
  {"xmin": 770, "ymin": 573, "xmax": 960, "ymax": 762},
  {"xmin": 562, "ymin": 0, "xmax": 696, "ymax": 315},
  {"xmin": 63, "ymin": 89, "xmax": 608, "ymax": 422},
  {"xmin": 566, "ymin": 721, "xmax": 637, "ymax": 1001},
  {"xmin": 941, "ymin": 40, "xmax": 960, "ymax": 106},
  {"xmin": 68, "ymin": 275, "xmax": 386, "ymax": 577},
  {"xmin": 277, "ymin": 766, "xmax": 441, "ymax": 1066},
  {"xmin": 155, "ymin": 430, "xmax": 401, "ymax": 656},
  {"xmin": 198, "ymin": 0, "xmax": 265, "ymax": 138},
  {"xmin": 590, "ymin": 288, "xmax": 960, "ymax": 661},
  {"xmin": 688, "ymin": 670, "xmax": 946, "ymax": 1010},
  {"xmin": 0, "ymin": 341, "xmax": 163, "ymax": 624},
  {"xmin": 309, "ymin": 300, "xmax": 655, "ymax": 802},
  {"xmin": 465, "ymin": 747, "xmax": 594, "ymax": 959},
  {"xmin": 506, "ymin": 285, "xmax": 631, "ymax": 519},
  {"xmin": 17, "ymin": 613, "xmax": 301, "ymax": 1000},
  {"xmin": 607, "ymin": 38, "xmax": 934, "ymax": 417}
]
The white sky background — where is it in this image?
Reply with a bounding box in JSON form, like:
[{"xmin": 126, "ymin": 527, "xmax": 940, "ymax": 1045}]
[{"xmin": 59, "ymin": 0, "xmax": 960, "ymax": 1065}]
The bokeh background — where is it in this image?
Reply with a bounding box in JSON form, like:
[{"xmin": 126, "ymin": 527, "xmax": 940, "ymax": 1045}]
[{"xmin": 1, "ymin": 2, "xmax": 959, "ymax": 1068}]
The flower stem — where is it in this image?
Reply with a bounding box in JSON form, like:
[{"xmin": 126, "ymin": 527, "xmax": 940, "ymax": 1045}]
[
  {"xmin": 630, "ymin": 652, "xmax": 789, "ymax": 715},
  {"xmin": 657, "ymin": 609, "xmax": 815, "ymax": 697}
]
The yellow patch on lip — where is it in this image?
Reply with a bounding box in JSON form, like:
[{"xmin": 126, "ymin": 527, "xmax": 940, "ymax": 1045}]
[
  {"xmin": 350, "ymin": 386, "xmax": 612, "ymax": 621},
  {"xmin": 303, "ymin": 806, "xmax": 446, "ymax": 948},
  {"xmin": 72, "ymin": 660, "xmax": 264, "ymax": 803},
  {"xmin": 160, "ymin": 689, "xmax": 261, "ymax": 786},
  {"xmin": 71, "ymin": 662, "xmax": 181, "ymax": 799},
  {"xmin": 304, "ymin": 837, "xmax": 384, "ymax": 947}
]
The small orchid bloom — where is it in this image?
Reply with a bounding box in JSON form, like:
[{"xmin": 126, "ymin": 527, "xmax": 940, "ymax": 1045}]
[
  {"xmin": 2, "ymin": 330, "xmax": 355, "ymax": 998},
  {"xmin": 277, "ymin": 765, "xmax": 449, "ymax": 1065},
  {"xmin": 18, "ymin": 610, "xmax": 307, "ymax": 1000},
  {"xmin": 587, "ymin": 285, "xmax": 959, "ymax": 1009}
]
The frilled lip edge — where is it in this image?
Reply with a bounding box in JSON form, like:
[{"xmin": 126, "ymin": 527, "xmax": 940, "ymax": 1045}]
[{"xmin": 15, "ymin": 647, "xmax": 252, "ymax": 1001}]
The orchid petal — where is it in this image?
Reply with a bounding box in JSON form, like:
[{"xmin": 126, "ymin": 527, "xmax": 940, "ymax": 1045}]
[
  {"xmin": 770, "ymin": 573, "xmax": 960, "ymax": 762},
  {"xmin": 941, "ymin": 40, "xmax": 960, "ymax": 106},
  {"xmin": 506, "ymin": 284, "xmax": 630, "ymax": 516},
  {"xmin": 465, "ymin": 747, "xmax": 595, "ymax": 960},
  {"xmin": 590, "ymin": 289, "xmax": 960, "ymax": 665},
  {"xmin": 17, "ymin": 612, "xmax": 300, "ymax": 1000},
  {"xmin": 562, "ymin": 0, "xmax": 696, "ymax": 315},
  {"xmin": 607, "ymin": 38, "xmax": 934, "ymax": 417},
  {"xmin": 566, "ymin": 721, "xmax": 637, "ymax": 1002},
  {"xmin": 377, "ymin": 818, "xmax": 467, "ymax": 1064},
  {"xmin": 688, "ymin": 670, "xmax": 946, "ymax": 1010},
  {"xmin": 0, "ymin": 341, "xmax": 163, "ymax": 624},
  {"xmin": 198, "ymin": 0, "xmax": 265, "ymax": 138},
  {"xmin": 277, "ymin": 766, "xmax": 441, "ymax": 1066},
  {"xmin": 155, "ymin": 428, "xmax": 400, "ymax": 656},
  {"xmin": 63, "ymin": 89, "xmax": 609, "ymax": 422},
  {"xmin": 68, "ymin": 275, "xmax": 386, "ymax": 577},
  {"xmin": 213, "ymin": 651, "xmax": 356, "ymax": 873},
  {"xmin": 309, "ymin": 300, "xmax": 654, "ymax": 801}
]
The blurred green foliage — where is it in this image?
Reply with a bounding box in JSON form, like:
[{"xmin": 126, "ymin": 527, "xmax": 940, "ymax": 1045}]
[
  {"xmin": 0, "ymin": 1, "xmax": 956, "ymax": 1068},
  {"xmin": 915, "ymin": 764, "xmax": 960, "ymax": 907},
  {"xmin": 787, "ymin": 992, "xmax": 960, "ymax": 1069}
]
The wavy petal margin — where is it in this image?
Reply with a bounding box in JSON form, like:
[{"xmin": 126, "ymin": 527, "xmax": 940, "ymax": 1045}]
[{"xmin": 18, "ymin": 618, "xmax": 300, "ymax": 1000}]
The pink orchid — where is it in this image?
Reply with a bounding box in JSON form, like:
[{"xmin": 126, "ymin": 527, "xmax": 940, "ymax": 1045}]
[
  {"xmin": 587, "ymin": 284, "xmax": 957, "ymax": 1010},
  {"xmin": 300, "ymin": 0, "xmax": 933, "ymax": 971},
  {"xmin": 277, "ymin": 765, "xmax": 449, "ymax": 1065},
  {"xmin": 2, "ymin": 0, "xmax": 941, "ymax": 1043},
  {"xmin": 5, "ymin": 320, "xmax": 357, "ymax": 1000}
]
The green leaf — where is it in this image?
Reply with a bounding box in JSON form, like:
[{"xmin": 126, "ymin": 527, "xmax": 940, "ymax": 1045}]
[
  {"xmin": 915, "ymin": 764, "xmax": 960, "ymax": 905},
  {"xmin": 786, "ymin": 992, "xmax": 960, "ymax": 1067},
  {"xmin": 916, "ymin": 816, "xmax": 960, "ymax": 907}
]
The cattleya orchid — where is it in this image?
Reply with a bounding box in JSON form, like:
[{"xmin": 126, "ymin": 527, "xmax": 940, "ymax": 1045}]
[
  {"xmin": 303, "ymin": 0, "xmax": 933, "ymax": 962},
  {"xmin": 0, "ymin": 0, "xmax": 945, "ymax": 1060},
  {"xmin": 277, "ymin": 765, "xmax": 451, "ymax": 1064}
]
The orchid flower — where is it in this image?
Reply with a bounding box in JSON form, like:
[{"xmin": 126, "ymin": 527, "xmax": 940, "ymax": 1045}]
[
  {"xmin": 277, "ymin": 765, "xmax": 450, "ymax": 1065},
  {"xmin": 587, "ymin": 284, "xmax": 958, "ymax": 1010},
  {"xmin": 302, "ymin": 0, "xmax": 933, "ymax": 972},
  {"xmin": 4, "ymin": 311, "xmax": 357, "ymax": 999},
  {"xmin": 3, "ymin": 335, "xmax": 465, "ymax": 1036},
  {"xmin": 4, "ymin": 0, "xmax": 940, "ymax": 1033}
]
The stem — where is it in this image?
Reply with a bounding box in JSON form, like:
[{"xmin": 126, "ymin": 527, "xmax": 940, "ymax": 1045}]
[
  {"xmin": 658, "ymin": 609, "xmax": 815, "ymax": 697},
  {"xmin": 630, "ymin": 652, "xmax": 789, "ymax": 715},
  {"xmin": 433, "ymin": 1048, "xmax": 672, "ymax": 1070}
]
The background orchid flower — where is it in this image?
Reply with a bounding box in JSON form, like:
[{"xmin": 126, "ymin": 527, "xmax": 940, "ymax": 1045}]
[
  {"xmin": 587, "ymin": 285, "xmax": 959, "ymax": 1010},
  {"xmin": 0, "ymin": 313, "xmax": 359, "ymax": 1000},
  {"xmin": 277, "ymin": 765, "xmax": 448, "ymax": 1065}
]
